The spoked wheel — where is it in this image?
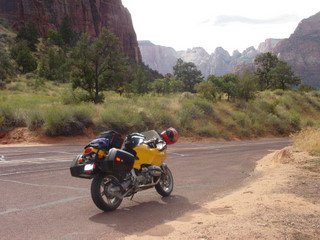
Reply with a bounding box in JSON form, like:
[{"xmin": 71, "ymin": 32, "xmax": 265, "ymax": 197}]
[
  {"xmin": 155, "ymin": 166, "xmax": 174, "ymax": 197},
  {"xmin": 91, "ymin": 173, "xmax": 123, "ymax": 211}
]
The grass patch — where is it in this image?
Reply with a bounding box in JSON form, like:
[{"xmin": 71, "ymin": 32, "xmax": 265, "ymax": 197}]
[{"xmin": 293, "ymin": 127, "xmax": 320, "ymax": 154}]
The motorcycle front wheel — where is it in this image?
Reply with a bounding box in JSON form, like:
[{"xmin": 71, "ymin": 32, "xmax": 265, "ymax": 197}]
[
  {"xmin": 155, "ymin": 166, "xmax": 174, "ymax": 197},
  {"xmin": 91, "ymin": 173, "xmax": 123, "ymax": 211}
]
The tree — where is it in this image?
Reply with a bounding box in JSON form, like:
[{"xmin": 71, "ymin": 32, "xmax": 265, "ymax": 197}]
[
  {"xmin": 173, "ymin": 58, "xmax": 203, "ymax": 92},
  {"xmin": 168, "ymin": 78, "xmax": 185, "ymax": 93},
  {"xmin": 71, "ymin": 28, "xmax": 127, "ymax": 103},
  {"xmin": 151, "ymin": 76, "xmax": 184, "ymax": 95},
  {"xmin": 46, "ymin": 29, "xmax": 64, "ymax": 46},
  {"xmin": 16, "ymin": 21, "xmax": 40, "ymax": 51},
  {"xmin": 10, "ymin": 42, "xmax": 37, "ymax": 74},
  {"xmin": 270, "ymin": 61, "xmax": 301, "ymax": 90},
  {"xmin": 254, "ymin": 52, "xmax": 278, "ymax": 90},
  {"xmin": 151, "ymin": 78, "xmax": 168, "ymax": 94},
  {"xmin": 39, "ymin": 48, "xmax": 70, "ymax": 82},
  {"xmin": 237, "ymin": 69, "xmax": 258, "ymax": 101},
  {"xmin": 59, "ymin": 17, "xmax": 76, "ymax": 46},
  {"xmin": 220, "ymin": 74, "xmax": 239, "ymax": 101},
  {"xmin": 0, "ymin": 48, "xmax": 15, "ymax": 82},
  {"xmin": 195, "ymin": 80, "xmax": 216, "ymax": 101},
  {"xmin": 131, "ymin": 67, "xmax": 150, "ymax": 94}
]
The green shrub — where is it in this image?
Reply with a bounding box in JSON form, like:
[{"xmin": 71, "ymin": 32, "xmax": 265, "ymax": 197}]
[
  {"xmin": 44, "ymin": 105, "xmax": 91, "ymax": 136},
  {"xmin": 27, "ymin": 109, "xmax": 44, "ymax": 131},
  {"xmin": 0, "ymin": 103, "xmax": 26, "ymax": 130},
  {"xmin": 193, "ymin": 98, "xmax": 214, "ymax": 115},
  {"xmin": 72, "ymin": 105, "xmax": 94, "ymax": 128},
  {"xmin": 195, "ymin": 122, "xmax": 219, "ymax": 137},
  {"xmin": 305, "ymin": 118, "xmax": 315, "ymax": 127},
  {"xmin": 273, "ymin": 89, "xmax": 284, "ymax": 96},
  {"xmin": 97, "ymin": 104, "xmax": 148, "ymax": 133},
  {"xmin": 149, "ymin": 109, "xmax": 178, "ymax": 131},
  {"xmin": 179, "ymin": 101, "xmax": 204, "ymax": 128},
  {"xmin": 258, "ymin": 100, "xmax": 278, "ymax": 115}
]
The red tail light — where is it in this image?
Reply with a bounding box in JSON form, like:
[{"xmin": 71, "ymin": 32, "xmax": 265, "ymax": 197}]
[{"xmin": 84, "ymin": 147, "xmax": 93, "ymax": 154}]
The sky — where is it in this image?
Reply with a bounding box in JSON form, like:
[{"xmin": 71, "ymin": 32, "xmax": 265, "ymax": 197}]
[{"xmin": 122, "ymin": 0, "xmax": 320, "ymax": 55}]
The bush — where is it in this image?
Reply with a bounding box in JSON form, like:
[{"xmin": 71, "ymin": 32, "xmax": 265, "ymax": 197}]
[
  {"xmin": 44, "ymin": 105, "xmax": 93, "ymax": 136},
  {"xmin": 97, "ymin": 104, "xmax": 148, "ymax": 133},
  {"xmin": 179, "ymin": 101, "xmax": 204, "ymax": 128},
  {"xmin": 193, "ymin": 98, "xmax": 214, "ymax": 115},
  {"xmin": 27, "ymin": 109, "xmax": 44, "ymax": 131},
  {"xmin": 195, "ymin": 122, "xmax": 219, "ymax": 137},
  {"xmin": 72, "ymin": 106, "xmax": 94, "ymax": 128},
  {"xmin": 0, "ymin": 103, "xmax": 26, "ymax": 130},
  {"xmin": 149, "ymin": 109, "xmax": 178, "ymax": 131},
  {"xmin": 273, "ymin": 89, "xmax": 284, "ymax": 96}
]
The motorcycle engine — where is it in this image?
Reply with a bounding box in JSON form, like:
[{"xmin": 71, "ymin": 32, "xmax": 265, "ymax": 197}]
[
  {"xmin": 136, "ymin": 167, "xmax": 152, "ymax": 185},
  {"xmin": 136, "ymin": 166, "xmax": 162, "ymax": 185}
]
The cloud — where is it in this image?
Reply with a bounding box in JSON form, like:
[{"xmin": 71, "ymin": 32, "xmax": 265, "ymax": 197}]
[{"xmin": 213, "ymin": 14, "xmax": 298, "ymax": 26}]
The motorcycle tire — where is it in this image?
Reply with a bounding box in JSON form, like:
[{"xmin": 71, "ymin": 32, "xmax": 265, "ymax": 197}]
[
  {"xmin": 91, "ymin": 173, "xmax": 123, "ymax": 211},
  {"xmin": 155, "ymin": 166, "xmax": 174, "ymax": 197}
]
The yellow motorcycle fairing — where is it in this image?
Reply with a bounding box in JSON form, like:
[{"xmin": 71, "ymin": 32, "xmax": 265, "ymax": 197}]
[{"xmin": 133, "ymin": 144, "xmax": 167, "ymax": 170}]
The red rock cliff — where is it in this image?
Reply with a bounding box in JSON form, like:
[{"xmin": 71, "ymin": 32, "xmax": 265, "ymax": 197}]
[
  {"xmin": 273, "ymin": 12, "xmax": 320, "ymax": 88},
  {"xmin": 0, "ymin": 0, "xmax": 141, "ymax": 63}
]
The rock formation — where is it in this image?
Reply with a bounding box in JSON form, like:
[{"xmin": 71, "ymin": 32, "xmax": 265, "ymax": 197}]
[
  {"xmin": 0, "ymin": 0, "xmax": 141, "ymax": 62},
  {"xmin": 139, "ymin": 42, "xmax": 262, "ymax": 78},
  {"xmin": 258, "ymin": 38, "xmax": 282, "ymax": 53},
  {"xmin": 139, "ymin": 40, "xmax": 177, "ymax": 75},
  {"xmin": 273, "ymin": 11, "xmax": 320, "ymax": 87},
  {"xmin": 177, "ymin": 47, "xmax": 211, "ymax": 76}
]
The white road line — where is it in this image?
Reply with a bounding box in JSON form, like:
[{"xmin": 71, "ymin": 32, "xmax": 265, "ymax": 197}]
[
  {"xmin": 170, "ymin": 152, "xmax": 186, "ymax": 157},
  {"xmin": 0, "ymin": 195, "xmax": 88, "ymax": 216},
  {"xmin": 0, "ymin": 178, "xmax": 89, "ymax": 191},
  {"xmin": 0, "ymin": 157, "xmax": 72, "ymax": 165},
  {"xmin": 0, "ymin": 167, "xmax": 70, "ymax": 176}
]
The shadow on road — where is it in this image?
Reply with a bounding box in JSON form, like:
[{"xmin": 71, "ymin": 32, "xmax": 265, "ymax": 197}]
[{"xmin": 89, "ymin": 194, "xmax": 200, "ymax": 236}]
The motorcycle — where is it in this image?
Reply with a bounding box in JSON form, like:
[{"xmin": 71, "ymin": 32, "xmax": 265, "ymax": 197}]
[{"xmin": 70, "ymin": 128, "xmax": 178, "ymax": 211}]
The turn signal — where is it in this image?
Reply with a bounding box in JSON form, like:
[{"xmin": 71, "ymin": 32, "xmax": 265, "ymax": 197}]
[
  {"xmin": 115, "ymin": 157, "xmax": 121, "ymax": 162},
  {"xmin": 78, "ymin": 158, "xmax": 84, "ymax": 164}
]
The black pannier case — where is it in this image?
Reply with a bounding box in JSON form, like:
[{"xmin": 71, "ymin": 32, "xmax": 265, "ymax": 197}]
[
  {"xmin": 97, "ymin": 130, "xmax": 124, "ymax": 149},
  {"xmin": 70, "ymin": 155, "xmax": 94, "ymax": 179},
  {"xmin": 101, "ymin": 148, "xmax": 134, "ymax": 175}
]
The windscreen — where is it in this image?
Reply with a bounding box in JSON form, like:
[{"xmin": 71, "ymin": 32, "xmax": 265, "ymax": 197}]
[{"xmin": 141, "ymin": 130, "xmax": 161, "ymax": 141}]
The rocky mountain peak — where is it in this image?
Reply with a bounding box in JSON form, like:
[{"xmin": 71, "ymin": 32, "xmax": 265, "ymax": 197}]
[
  {"xmin": 292, "ymin": 12, "xmax": 320, "ymax": 37},
  {"xmin": 273, "ymin": 11, "xmax": 320, "ymax": 87}
]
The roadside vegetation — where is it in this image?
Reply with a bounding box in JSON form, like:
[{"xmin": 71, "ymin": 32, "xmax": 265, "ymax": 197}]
[
  {"xmin": 1, "ymin": 19, "xmax": 320, "ymax": 139},
  {"xmin": 294, "ymin": 127, "xmax": 320, "ymax": 154}
]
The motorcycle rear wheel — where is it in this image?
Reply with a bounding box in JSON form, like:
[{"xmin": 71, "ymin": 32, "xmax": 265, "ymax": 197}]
[
  {"xmin": 155, "ymin": 166, "xmax": 174, "ymax": 197},
  {"xmin": 91, "ymin": 173, "xmax": 123, "ymax": 211}
]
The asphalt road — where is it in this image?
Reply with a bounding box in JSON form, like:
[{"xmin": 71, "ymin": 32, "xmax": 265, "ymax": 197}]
[{"xmin": 0, "ymin": 138, "xmax": 291, "ymax": 240}]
